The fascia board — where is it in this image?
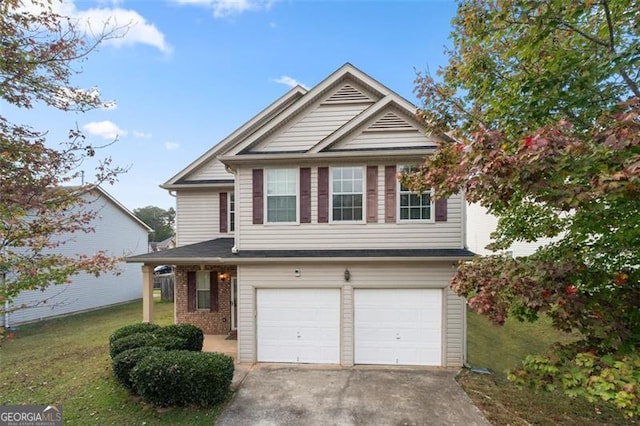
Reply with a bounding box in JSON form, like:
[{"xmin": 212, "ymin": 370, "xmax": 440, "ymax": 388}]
[{"xmin": 218, "ymin": 148, "xmax": 436, "ymax": 165}]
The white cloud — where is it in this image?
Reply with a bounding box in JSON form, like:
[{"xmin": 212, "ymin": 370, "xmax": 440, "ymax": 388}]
[
  {"xmin": 83, "ymin": 120, "xmax": 127, "ymax": 139},
  {"xmin": 164, "ymin": 141, "xmax": 180, "ymax": 150},
  {"xmin": 75, "ymin": 7, "xmax": 171, "ymax": 53},
  {"xmin": 272, "ymin": 75, "xmax": 308, "ymax": 90},
  {"xmin": 20, "ymin": 0, "xmax": 170, "ymax": 53},
  {"xmin": 173, "ymin": 0, "xmax": 273, "ymax": 18},
  {"xmin": 133, "ymin": 130, "xmax": 152, "ymax": 139}
]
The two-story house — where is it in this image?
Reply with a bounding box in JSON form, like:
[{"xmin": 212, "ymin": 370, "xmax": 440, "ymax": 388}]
[{"xmin": 127, "ymin": 64, "xmax": 474, "ymax": 367}]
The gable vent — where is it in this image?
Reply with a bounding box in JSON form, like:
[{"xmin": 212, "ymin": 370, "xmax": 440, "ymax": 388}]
[
  {"xmin": 322, "ymin": 84, "xmax": 372, "ymax": 104},
  {"xmin": 365, "ymin": 112, "xmax": 414, "ymax": 131}
]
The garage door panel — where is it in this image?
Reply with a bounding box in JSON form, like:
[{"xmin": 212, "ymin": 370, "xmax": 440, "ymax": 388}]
[
  {"xmin": 354, "ymin": 289, "xmax": 442, "ymax": 366},
  {"xmin": 257, "ymin": 289, "xmax": 340, "ymax": 364}
]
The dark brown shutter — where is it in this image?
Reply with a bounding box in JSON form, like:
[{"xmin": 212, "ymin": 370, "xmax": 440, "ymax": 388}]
[
  {"xmin": 435, "ymin": 198, "xmax": 448, "ymax": 222},
  {"xmin": 366, "ymin": 166, "xmax": 378, "ymax": 223},
  {"xmin": 210, "ymin": 271, "xmax": 219, "ymax": 312},
  {"xmin": 300, "ymin": 168, "xmax": 311, "ymax": 223},
  {"xmin": 384, "ymin": 165, "xmax": 397, "ymax": 223},
  {"xmin": 187, "ymin": 271, "xmax": 196, "ymax": 312},
  {"xmin": 219, "ymin": 192, "xmax": 228, "ymax": 233},
  {"xmin": 252, "ymin": 169, "xmax": 263, "ymax": 224},
  {"xmin": 317, "ymin": 167, "xmax": 329, "ymax": 223}
]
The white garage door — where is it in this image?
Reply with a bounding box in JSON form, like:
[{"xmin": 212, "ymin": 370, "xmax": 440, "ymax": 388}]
[
  {"xmin": 257, "ymin": 289, "xmax": 340, "ymax": 364},
  {"xmin": 354, "ymin": 289, "xmax": 442, "ymax": 366}
]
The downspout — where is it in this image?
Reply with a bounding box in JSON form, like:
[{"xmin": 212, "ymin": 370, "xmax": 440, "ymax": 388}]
[
  {"xmin": 224, "ymin": 164, "xmax": 239, "ymax": 253},
  {"xmin": 167, "ymin": 189, "xmax": 177, "ymax": 247}
]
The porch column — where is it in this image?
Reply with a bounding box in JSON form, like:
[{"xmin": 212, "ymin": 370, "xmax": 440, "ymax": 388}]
[{"xmin": 142, "ymin": 265, "xmax": 154, "ymax": 323}]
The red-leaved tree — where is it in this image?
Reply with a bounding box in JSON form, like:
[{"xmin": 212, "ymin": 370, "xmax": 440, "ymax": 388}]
[
  {"xmin": 405, "ymin": 0, "xmax": 640, "ymax": 416},
  {"xmin": 0, "ymin": 0, "xmax": 128, "ymax": 342}
]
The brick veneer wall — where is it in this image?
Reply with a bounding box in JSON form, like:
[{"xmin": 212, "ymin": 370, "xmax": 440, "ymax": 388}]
[{"xmin": 175, "ymin": 265, "xmax": 234, "ymax": 335}]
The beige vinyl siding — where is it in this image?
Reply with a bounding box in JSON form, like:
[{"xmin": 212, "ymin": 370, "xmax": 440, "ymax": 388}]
[
  {"xmin": 445, "ymin": 288, "xmax": 466, "ymax": 366},
  {"xmin": 176, "ymin": 189, "xmax": 225, "ymax": 246},
  {"xmin": 237, "ymin": 167, "xmax": 463, "ymax": 250},
  {"xmin": 253, "ymin": 104, "xmax": 371, "ymax": 153},
  {"xmin": 184, "ymin": 158, "xmax": 234, "ymax": 181},
  {"xmin": 332, "ymin": 130, "xmax": 437, "ymax": 151},
  {"xmin": 237, "ymin": 262, "xmax": 464, "ymax": 366}
]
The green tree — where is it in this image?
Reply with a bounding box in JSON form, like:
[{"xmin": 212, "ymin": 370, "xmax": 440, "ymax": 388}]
[
  {"xmin": 0, "ymin": 0, "xmax": 127, "ymax": 341},
  {"xmin": 133, "ymin": 206, "xmax": 175, "ymax": 243},
  {"xmin": 407, "ymin": 0, "xmax": 639, "ymax": 416}
]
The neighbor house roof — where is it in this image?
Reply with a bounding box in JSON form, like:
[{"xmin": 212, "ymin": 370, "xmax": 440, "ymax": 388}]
[
  {"xmin": 126, "ymin": 238, "xmax": 475, "ymax": 264},
  {"xmin": 88, "ymin": 186, "xmax": 152, "ymax": 233}
]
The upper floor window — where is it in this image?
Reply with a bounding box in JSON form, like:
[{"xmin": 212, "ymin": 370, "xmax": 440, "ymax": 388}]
[
  {"xmin": 398, "ymin": 165, "xmax": 433, "ymax": 221},
  {"xmin": 196, "ymin": 271, "xmax": 211, "ymax": 310},
  {"xmin": 229, "ymin": 191, "xmax": 235, "ymax": 232},
  {"xmin": 266, "ymin": 168, "xmax": 297, "ymax": 223},
  {"xmin": 332, "ymin": 166, "xmax": 363, "ymax": 222}
]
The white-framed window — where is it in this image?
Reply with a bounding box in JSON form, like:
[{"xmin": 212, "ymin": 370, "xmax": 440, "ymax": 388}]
[
  {"xmin": 228, "ymin": 191, "xmax": 235, "ymax": 232},
  {"xmin": 196, "ymin": 271, "xmax": 210, "ymax": 310},
  {"xmin": 398, "ymin": 165, "xmax": 434, "ymax": 222},
  {"xmin": 331, "ymin": 166, "xmax": 364, "ymax": 222},
  {"xmin": 266, "ymin": 168, "xmax": 297, "ymax": 223}
]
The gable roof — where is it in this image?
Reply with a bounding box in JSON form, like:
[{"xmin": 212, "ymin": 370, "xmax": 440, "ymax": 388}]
[
  {"xmin": 223, "ymin": 63, "xmax": 424, "ymax": 156},
  {"xmin": 163, "ymin": 63, "xmax": 444, "ymax": 186},
  {"xmin": 161, "ymin": 85, "xmax": 307, "ymax": 189}
]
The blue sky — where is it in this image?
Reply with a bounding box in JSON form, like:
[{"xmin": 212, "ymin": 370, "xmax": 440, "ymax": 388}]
[{"xmin": 10, "ymin": 0, "xmax": 458, "ymax": 211}]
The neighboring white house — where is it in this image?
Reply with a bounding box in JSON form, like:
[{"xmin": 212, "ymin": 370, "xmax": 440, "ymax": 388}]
[
  {"xmin": 128, "ymin": 63, "xmax": 474, "ymax": 367},
  {"xmin": 466, "ymin": 203, "xmax": 554, "ymax": 257},
  {"xmin": 3, "ymin": 187, "xmax": 151, "ymax": 327}
]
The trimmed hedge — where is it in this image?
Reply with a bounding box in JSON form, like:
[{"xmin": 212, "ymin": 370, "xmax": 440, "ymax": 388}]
[
  {"xmin": 109, "ymin": 322, "xmax": 161, "ymax": 345},
  {"xmin": 131, "ymin": 350, "xmax": 234, "ymax": 407},
  {"xmin": 112, "ymin": 346, "xmax": 164, "ymax": 391},
  {"xmin": 159, "ymin": 324, "xmax": 204, "ymax": 352},
  {"xmin": 109, "ymin": 332, "xmax": 161, "ymax": 359}
]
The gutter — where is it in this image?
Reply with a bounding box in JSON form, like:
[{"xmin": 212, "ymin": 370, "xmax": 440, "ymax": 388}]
[{"xmin": 125, "ymin": 255, "xmax": 474, "ymax": 265}]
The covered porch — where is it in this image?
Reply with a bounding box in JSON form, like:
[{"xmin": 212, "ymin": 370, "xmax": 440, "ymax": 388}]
[{"xmin": 126, "ymin": 238, "xmax": 239, "ymax": 337}]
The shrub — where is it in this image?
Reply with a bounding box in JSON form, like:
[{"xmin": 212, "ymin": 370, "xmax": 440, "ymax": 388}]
[
  {"xmin": 159, "ymin": 324, "xmax": 204, "ymax": 352},
  {"xmin": 109, "ymin": 332, "xmax": 160, "ymax": 359},
  {"xmin": 109, "ymin": 322, "xmax": 161, "ymax": 345},
  {"xmin": 510, "ymin": 346, "xmax": 640, "ymax": 419},
  {"xmin": 110, "ymin": 332, "xmax": 196, "ymax": 359},
  {"xmin": 156, "ymin": 335, "xmax": 190, "ymax": 351},
  {"xmin": 112, "ymin": 346, "xmax": 164, "ymax": 391},
  {"xmin": 131, "ymin": 350, "xmax": 234, "ymax": 407}
]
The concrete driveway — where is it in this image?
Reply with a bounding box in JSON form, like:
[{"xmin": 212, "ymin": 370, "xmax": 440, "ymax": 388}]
[{"xmin": 217, "ymin": 365, "xmax": 490, "ymax": 426}]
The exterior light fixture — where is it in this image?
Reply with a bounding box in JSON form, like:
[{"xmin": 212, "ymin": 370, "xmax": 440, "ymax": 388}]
[{"xmin": 344, "ymin": 268, "xmax": 351, "ymax": 282}]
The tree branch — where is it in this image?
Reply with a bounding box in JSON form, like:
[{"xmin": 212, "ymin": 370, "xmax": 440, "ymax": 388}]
[{"xmin": 602, "ymin": 0, "xmax": 640, "ymax": 97}]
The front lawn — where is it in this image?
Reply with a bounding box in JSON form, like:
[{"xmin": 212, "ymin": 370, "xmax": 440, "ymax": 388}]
[
  {"xmin": 0, "ymin": 299, "xmax": 225, "ymax": 425},
  {"xmin": 461, "ymin": 310, "xmax": 637, "ymax": 425}
]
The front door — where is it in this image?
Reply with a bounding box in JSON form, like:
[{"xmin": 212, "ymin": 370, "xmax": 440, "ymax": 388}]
[{"xmin": 231, "ymin": 277, "xmax": 237, "ymax": 330}]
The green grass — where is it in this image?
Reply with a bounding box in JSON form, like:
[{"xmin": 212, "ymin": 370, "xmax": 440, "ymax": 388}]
[
  {"xmin": 460, "ymin": 310, "xmax": 636, "ymax": 425},
  {"xmin": 466, "ymin": 309, "xmax": 575, "ymax": 376},
  {"xmin": 0, "ymin": 299, "xmax": 226, "ymax": 425}
]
